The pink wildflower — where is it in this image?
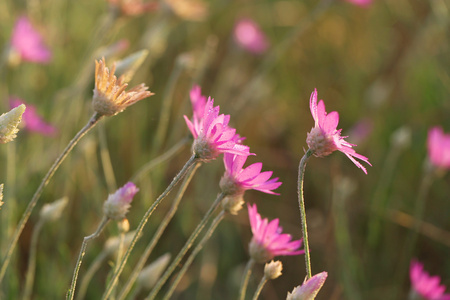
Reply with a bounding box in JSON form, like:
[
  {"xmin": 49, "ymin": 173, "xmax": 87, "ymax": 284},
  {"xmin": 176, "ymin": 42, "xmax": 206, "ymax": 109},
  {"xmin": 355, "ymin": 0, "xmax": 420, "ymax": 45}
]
[
  {"xmin": 427, "ymin": 127, "xmax": 450, "ymax": 170},
  {"xmin": 10, "ymin": 98, "xmax": 56, "ymax": 136},
  {"xmin": 220, "ymin": 153, "xmax": 282, "ymax": 196},
  {"xmin": 188, "ymin": 85, "xmax": 207, "ymax": 130},
  {"xmin": 410, "ymin": 259, "xmax": 450, "ymax": 300},
  {"xmin": 247, "ymin": 203, "xmax": 304, "ymax": 263},
  {"xmin": 233, "ymin": 18, "xmax": 269, "ymax": 54},
  {"xmin": 287, "ymin": 271, "xmax": 328, "ymax": 300},
  {"xmin": 103, "ymin": 182, "xmax": 139, "ymax": 220},
  {"xmin": 184, "ymin": 91, "xmax": 250, "ymax": 161},
  {"xmin": 10, "ymin": 16, "xmax": 51, "ymax": 64},
  {"xmin": 306, "ymin": 88, "xmax": 371, "ymax": 174},
  {"xmin": 344, "ymin": 0, "xmax": 372, "ymax": 7}
]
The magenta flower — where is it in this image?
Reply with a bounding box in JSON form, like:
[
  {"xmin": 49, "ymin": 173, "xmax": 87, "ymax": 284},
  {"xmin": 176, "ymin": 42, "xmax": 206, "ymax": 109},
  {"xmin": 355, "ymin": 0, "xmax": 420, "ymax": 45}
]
[
  {"xmin": 427, "ymin": 127, "xmax": 450, "ymax": 170},
  {"xmin": 233, "ymin": 18, "xmax": 269, "ymax": 54},
  {"xmin": 247, "ymin": 203, "xmax": 304, "ymax": 263},
  {"xmin": 184, "ymin": 92, "xmax": 250, "ymax": 161},
  {"xmin": 103, "ymin": 182, "xmax": 139, "ymax": 220},
  {"xmin": 344, "ymin": 0, "xmax": 372, "ymax": 7},
  {"xmin": 306, "ymin": 88, "xmax": 371, "ymax": 174},
  {"xmin": 10, "ymin": 16, "xmax": 51, "ymax": 64},
  {"xmin": 410, "ymin": 259, "xmax": 450, "ymax": 300},
  {"xmin": 220, "ymin": 153, "xmax": 282, "ymax": 196},
  {"xmin": 10, "ymin": 98, "xmax": 56, "ymax": 136},
  {"xmin": 287, "ymin": 271, "xmax": 328, "ymax": 300},
  {"xmin": 188, "ymin": 85, "xmax": 207, "ymax": 130}
]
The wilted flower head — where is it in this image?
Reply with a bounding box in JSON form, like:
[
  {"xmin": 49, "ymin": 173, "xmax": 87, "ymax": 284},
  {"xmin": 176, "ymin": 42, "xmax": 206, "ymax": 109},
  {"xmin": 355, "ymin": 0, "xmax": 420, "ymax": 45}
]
[
  {"xmin": 93, "ymin": 57, "xmax": 153, "ymax": 116},
  {"xmin": 10, "ymin": 98, "xmax": 57, "ymax": 136},
  {"xmin": 248, "ymin": 203, "xmax": 304, "ymax": 263},
  {"xmin": 108, "ymin": 0, "xmax": 158, "ymax": 16},
  {"xmin": 10, "ymin": 16, "xmax": 51, "ymax": 64},
  {"xmin": 234, "ymin": 18, "xmax": 269, "ymax": 54},
  {"xmin": 410, "ymin": 259, "xmax": 450, "ymax": 300},
  {"xmin": 306, "ymin": 89, "xmax": 371, "ymax": 174},
  {"xmin": 344, "ymin": 0, "xmax": 372, "ymax": 7},
  {"xmin": 0, "ymin": 105, "xmax": 26, "ymax": 144},
  {"xmin": 264, "ymin": 260, "xmax": 283, "ymax": 280},
  {"xmin": 184, "ymin": 89, "xmax": 250, "ymax": 161},
  {"xmin": 220, "ymin": 153, "xmax": 282, "ymax": 196},
  {"xmin": 103, "ymin": 182, "xmax": 139, "ymax": 220},
  {"xmin": 286, "ymin": 272, "xmax": 328, "ymax": 300},
  {"xmin": 427, "ymin": 127, "xmax": 450, "ymax": 170}
]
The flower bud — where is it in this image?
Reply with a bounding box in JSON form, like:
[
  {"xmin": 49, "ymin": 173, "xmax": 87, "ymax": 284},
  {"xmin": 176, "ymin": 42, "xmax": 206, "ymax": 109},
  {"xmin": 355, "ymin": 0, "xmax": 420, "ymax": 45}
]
[
  {"xmin": 264, "ymin": 260, "xmax": 283, "ymax": 280},
  {"xmin": 137, "ymin": 253, "xmax": 171, "ymax": 290},
  {"xmin": 286, "ymin": 272, "xmax": 328, "ymax": 300},
  {"xmin": 39, "ymin": 197, "xmax": 69, "ymax": 222},
  {"xmin": 221, "ymin": 195, "xmax": 244, "ymax": 215},
  {"xmin": 0, "ymin": 105, "xmax": 25, "ymax": 144},
  {"xmin": 103, "ymin": 182, "xmax": 139, "ymax": 220},
  {"xmin": 104, "ymin": 230, "xmax": 137, "ymax": 255}
]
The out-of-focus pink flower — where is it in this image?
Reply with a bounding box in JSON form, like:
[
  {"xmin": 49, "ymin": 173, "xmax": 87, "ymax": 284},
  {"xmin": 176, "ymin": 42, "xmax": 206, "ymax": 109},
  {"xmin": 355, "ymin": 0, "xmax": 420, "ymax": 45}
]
[
  {"xmin": 287, "ymin": 271, "xmax": 328, "ymax": 300},
  {"xmin": 184, "ymin": 88, "xmax": 250, "ymax": 161},
  {"xmin": 233, "ymin": 18, "xmax": 269, "ymax": 54},
  {"xmin": 103, "ymin": 182, "xmax": 139, "ymax": 220},
  {"xmin": 247, "ymin": 203, "xmax": 304, "ymax": 263},
  {"xmin": 10, "ymin": 16, "xmax": 51, "ymax": 64},
  {"xmin": 427, "ymin": 127, "xmax": 450, "ymax": 170},
  {"xmin": 344, "ymin": 0, "xmax": 372, "ymax": 7},
  {"xmin": 220, "ymin": 153, "xmax": 282, "ymax": 196},
  {"xmin": 306, "ymin": 88, "xmax": 371, "ymax": 174},
  {"xmin": 10, "ymin": 98, "xmax": 56, "ymax": 136},
  {"xmin": 410, "ymin": 259, "xmax": 450, "ymax": 300}
]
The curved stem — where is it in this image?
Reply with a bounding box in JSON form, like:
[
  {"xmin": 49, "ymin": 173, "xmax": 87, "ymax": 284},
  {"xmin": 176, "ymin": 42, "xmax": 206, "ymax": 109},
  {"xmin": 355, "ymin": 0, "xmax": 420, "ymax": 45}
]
[
  {"xmin": 102, "ymin": 154, "xmax": 198, "ymax": 299},
  {"xmin": 162, "ymin": 210, "xmax": 226, "ymax": 300},
  {"xmin": 297, "ymin": 149, "xmax": 313, "ymax": 279},
  {"xmin": 117, "ymin": 162, "xmax": 201, "ymax": 300},
  {"xmin": 239, "ymin": 258, "xmax": 255, "ymax": 300},
  {"xmin": 252, "ymin": 276, "xmax": 268, "ymax": 300},
  {"xmin": 67, "ymin": 217, "xmax": 110, "ymax": 300},
  {"xmin": 22, "ymin": 219, "xmax": 44, "ymax": 300},
  {"xmin": 146, "ymin": 192, "xmax": 226, "ymax": 300},
  {"xmin": 0, "ymin": 113, "xmax": 102, "ymax": 283},
  {"xmin": 76, "ymin": 251, "xmax": 109, "ymax": 300}
]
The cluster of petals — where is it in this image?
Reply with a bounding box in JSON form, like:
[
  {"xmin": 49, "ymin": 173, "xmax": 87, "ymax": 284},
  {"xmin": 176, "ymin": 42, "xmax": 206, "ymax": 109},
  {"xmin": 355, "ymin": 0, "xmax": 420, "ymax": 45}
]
[
  {"xmin": 10, "ymin": 98, "xmax": 57, "ymax": 136},
  {"xmin": 184, "ymin": 85, "xmax": 250, "ymax": 160},
  {"xmin": 103, "ymin": 182, "xmax": 139, "ymax": 220},
  {"xmin": 220, "ymin": 153, "xmax": 282, "ymax": 196},
  {"xmin": 287, "ymin": 271, "xmax": 328, "ymax": 300},
  {"xmin": 233, "ymin": 18, "xmax": 269, "ymax": 54},
  {"xmin": 306, "ymin": 88, "xmax": 371, "ymax": 174},
  {"xmin": 410, "ymin": 260, "xmax": 450, "ymax": 300},
  {"xmin": 427, "ymin": 127, "xmax": 450, "ymax": 170},
  {"xmin": 93, "ymin": 57, "xmax": 153, "ymax": 116},
  {"xmin": 10, "ymin": 16, "xmax": 51, "ymax": 64},
  {"xmin": 247, "ymin": 203, "xmax": 304, "ymax": 263},
  {"xmin": 344, "ymin": 0, "xmax": 372, "ymax": 7}
]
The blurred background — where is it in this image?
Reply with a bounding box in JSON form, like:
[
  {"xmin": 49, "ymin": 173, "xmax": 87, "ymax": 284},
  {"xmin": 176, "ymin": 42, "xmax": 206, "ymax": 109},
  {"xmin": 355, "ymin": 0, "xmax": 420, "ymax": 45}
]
[{"xmin": 0, "ymin": 0, "xmax": 449, "ymax": 299}]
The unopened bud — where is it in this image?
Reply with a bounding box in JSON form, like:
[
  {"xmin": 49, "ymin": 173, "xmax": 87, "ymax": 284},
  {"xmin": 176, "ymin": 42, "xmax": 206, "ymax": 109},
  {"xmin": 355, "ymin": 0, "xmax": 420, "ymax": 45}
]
[
  {"xmin": 221, "ymin": 195, "xmax": 244, "ymax": 215},
  {"xmin": 103, "ymin": 182, "xmax": 139, "ymax": 220},
  {"xmin": 137, "ymin": 253, "xmax": 171, "ymax": 290},
  {"xmin": 264, "ymin": 260, "xmax": 283, "ymax": 280},
  {"xmin": 286, "ymin": 271, "xmax": 328, "ymax": 300},
  {"xmin": 0, "ymin": 104, "xmax": 25, "ymax": 144},
  {"xmin": 39, "ymin": 197, "xmax": 69, "ymax": 222},
  {"xmin": 104, "ymin": 230, "xmax": 137, "ymax": 255}
]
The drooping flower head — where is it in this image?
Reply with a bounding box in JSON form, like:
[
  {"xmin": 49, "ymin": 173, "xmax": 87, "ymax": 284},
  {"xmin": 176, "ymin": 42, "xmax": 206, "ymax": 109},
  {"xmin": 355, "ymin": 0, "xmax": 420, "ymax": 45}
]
[
  {"xmin": 0, "ymin": 105, "xmax": 26, "ymax": 144},
  {"xmin": 427, "ymin": 127, "xmax": 450, "ymax": 170},
  {"xmin": 286, "ymin": 271, "xmax": 328, "ymax": 300},
  {"xmin": 103, "ymin": 182, "xmax": 139, "ymax": 220},
  {"xmin": 10, "ymin": 16, "xmax": 52, "ymax": 64},
  {"xmin": 93, "ymin": 57, "xmax": 154, "ymax": 116},
  {"xmin": 233, "ymin": 18, "xmax": 269, "ymax": 54},
  {"xmin": 344, "ymin": 0, "xmax": 372, "ymax": 7},
  {"xmin": 220, "ymin": 153, "xmax": 282, "ymax": 196},
  {"xmin": 306, "ymin": 88, "xmax": 371, "ymax": 174},
  {"xmin": 184, "ymin": 90, "xmax": 250, "ymax": 161},
  {"xmin": 247, "ymin": 203, "xmax": 304, "ymax": 263},
  {"xmin": 410, "ymin": 259, "xmax": 450, "ymax": 300},
  {"xmin": 10, "ymin": 98, "xmax": 57, "ymax": 136}
]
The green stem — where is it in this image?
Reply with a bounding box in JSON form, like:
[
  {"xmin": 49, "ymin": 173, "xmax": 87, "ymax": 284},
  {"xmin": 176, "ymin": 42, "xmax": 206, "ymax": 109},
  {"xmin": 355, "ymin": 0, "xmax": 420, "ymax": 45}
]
[
  {"xmin": 162, "ymin": 210, "xmax": 226, "ymax": 300},
  {"xmin": 67, "ymin": 217, "xmax": 110, "ymax": 300},
  {"xmin": 239, "ymin": 259, "xmax": 255, "ymax": 300},
  {"xmin": 297, "ymin": 149, "xmax": 313, "ymax": 279},
  {"xmin": 117, "ymin": 162, "xmax": 201, "ymax": 300},
  {"xmin": 21, "ymin": 219, "xmax": 44, "ymax": 300},
  {"xmin": 98, "ymin": 122, "xmax": 117, "ymax": 193},
  {"xmin": 102, "ymin": 154, "xmax": 198, "ymax": 299},
  {"xmin": 146, "ymin": 192, "xmax": 226, "ymax": 300},
  {"xmin": 252, "ymin": 276, "xmax": 268, "ymax": 300},
  {"xmin": 0, "ymin": 113, "xmax": 102, "ymax": 283},
  {"xmin": 76, "ymin": 251, "xmax": 109, "ymax": 300}
]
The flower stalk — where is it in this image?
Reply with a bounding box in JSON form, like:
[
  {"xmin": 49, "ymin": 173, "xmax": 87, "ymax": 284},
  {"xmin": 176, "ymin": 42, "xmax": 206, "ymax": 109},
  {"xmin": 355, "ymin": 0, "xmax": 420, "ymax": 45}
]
[{"xmin": 239, "ymin": 258, "xmax": 255, "ymax": 300}]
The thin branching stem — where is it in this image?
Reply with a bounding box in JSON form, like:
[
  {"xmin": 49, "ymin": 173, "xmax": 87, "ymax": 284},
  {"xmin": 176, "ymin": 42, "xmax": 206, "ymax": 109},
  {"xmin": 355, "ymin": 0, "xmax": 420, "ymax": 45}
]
[
  {"xmin": 146, "ymin": 192, "xmax": 226, "ymax": 300},
  {"xmin": 239, "ymin": 258, "xmax": 255, "ymax": 300},
  {"xmin": 0, "ymin": 113, "xmax": 103, "ymax": 283}
]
